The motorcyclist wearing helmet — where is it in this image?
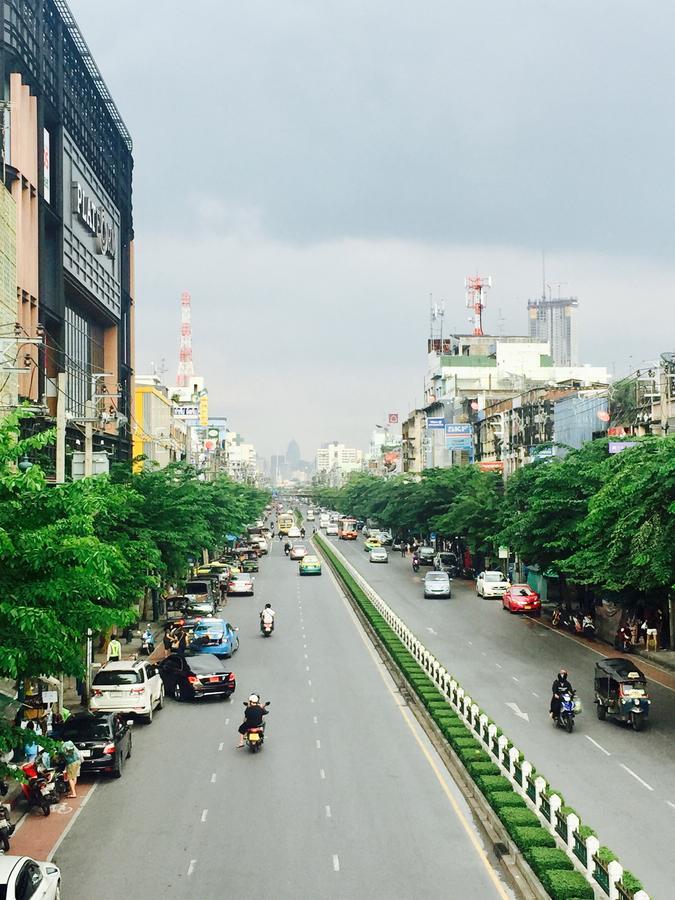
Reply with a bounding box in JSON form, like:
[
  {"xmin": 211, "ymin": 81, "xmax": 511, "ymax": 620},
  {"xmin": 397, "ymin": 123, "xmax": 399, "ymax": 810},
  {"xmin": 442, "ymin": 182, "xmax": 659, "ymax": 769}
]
[
  {"xmin": 237, "ymin": 694, "xmax": 268, "ymax": 748},
  {"xmin": 550, "ymin": 668, "xmax": 573, "ymax": 719},
  {"xmin": 260, "ymin": 603, "xmax": 276, "ymax": 632}
]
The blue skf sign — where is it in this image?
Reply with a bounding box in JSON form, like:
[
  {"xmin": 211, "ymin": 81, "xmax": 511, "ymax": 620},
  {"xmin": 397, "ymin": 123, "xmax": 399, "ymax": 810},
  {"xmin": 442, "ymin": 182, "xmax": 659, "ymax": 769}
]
[{"xmin": 445, "ymin": 423, "xmax": 473, "ymax": 436}]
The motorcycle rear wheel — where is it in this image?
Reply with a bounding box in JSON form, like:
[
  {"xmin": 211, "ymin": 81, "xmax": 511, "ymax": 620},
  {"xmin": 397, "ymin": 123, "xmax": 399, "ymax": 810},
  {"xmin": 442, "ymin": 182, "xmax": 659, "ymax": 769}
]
[{"xmin": 565, "ymin": 716, "xmax": 574, "ymax": 733}]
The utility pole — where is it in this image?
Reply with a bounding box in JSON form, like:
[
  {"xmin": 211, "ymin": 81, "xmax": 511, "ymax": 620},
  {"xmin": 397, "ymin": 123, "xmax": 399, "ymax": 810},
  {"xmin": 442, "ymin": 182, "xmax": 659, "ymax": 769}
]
[
  {"xmin": 55, "ymin": 372, "xmax": 67, "ymax": 483},
  {"xmin": 84, "ymin": 398, "xmax": 94, "ymax": 477}
]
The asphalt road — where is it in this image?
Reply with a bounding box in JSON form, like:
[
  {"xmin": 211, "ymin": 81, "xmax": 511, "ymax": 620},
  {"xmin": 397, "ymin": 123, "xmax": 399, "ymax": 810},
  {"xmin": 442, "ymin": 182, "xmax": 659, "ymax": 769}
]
[
  {"xmin": 333, "ymin": 535, "xmax": 675, "ymax": 897},
  {"xmin": 53, "ymin": 543, "xmax": 512, "ymax": 900}
]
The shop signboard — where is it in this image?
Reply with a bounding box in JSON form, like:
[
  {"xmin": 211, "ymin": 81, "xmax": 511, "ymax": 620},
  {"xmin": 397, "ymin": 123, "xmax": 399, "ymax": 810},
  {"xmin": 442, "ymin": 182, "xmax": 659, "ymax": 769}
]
[
  {"xmin": 426, "ymin": 416, "xmax": 445, "ymax": 430},
  {"xmin": 62, "ymin": 131, "xmax": 121, "ymax": 318}
]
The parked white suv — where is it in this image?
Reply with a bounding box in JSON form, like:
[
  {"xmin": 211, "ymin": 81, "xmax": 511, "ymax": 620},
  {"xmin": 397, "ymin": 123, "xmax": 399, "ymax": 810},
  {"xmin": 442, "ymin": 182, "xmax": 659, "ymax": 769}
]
[
  {"xmin": 476, "ymin": 571, "xmax": 510, "ymax": 598},
  {"xmin": 90, "ymin": 660, "xmax": 164, "ymax": 723}
]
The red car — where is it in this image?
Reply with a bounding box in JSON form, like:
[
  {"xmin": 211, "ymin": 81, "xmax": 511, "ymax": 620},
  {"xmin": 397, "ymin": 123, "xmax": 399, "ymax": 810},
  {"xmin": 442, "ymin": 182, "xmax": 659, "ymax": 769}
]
[{"xmin": 502, "ymin": 584, "xmax": 541, "ymax": 615}]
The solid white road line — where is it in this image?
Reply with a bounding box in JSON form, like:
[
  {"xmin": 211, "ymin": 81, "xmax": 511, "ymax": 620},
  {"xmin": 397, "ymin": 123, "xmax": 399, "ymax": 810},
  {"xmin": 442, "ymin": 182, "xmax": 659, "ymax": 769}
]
[
  {"xmin": 201, "ymin": 809, "xmax": 208, "ymax": 823},
  {"xmin": 325, "ymin": 805, "xmax": 332, "ymax": 818},
  {"xmin": 320, "ymin": 768, "xmax": 326, "ymax": 779},
  {"xmin": 585, "ymin": 735, "xmax": 611, "ymax": 756},
  {"xmin": 187, "ymin": 860, "xmax": 197, "ymax": 876},
  {"xmin": 332, "ymin": 854, "xmax": 340, "ymax": 872},
  {"xmin": 47, "ymin": 782, "xmax": 98, "ymax": 861},
  {"xmin": 620, "ymin": 763, "xmax": 654, "ymax": 791},
  {"xmin": 210, "ymin": 773, "xmax": 217, "ymax": 783}
]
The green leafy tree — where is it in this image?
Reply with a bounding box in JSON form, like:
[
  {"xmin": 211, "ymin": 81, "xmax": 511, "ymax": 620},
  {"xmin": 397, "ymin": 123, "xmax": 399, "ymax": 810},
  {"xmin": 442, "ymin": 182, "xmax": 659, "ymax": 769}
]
[{"xmin": 562, "ymin": 438, "xmax": 675, "ymax": 601}]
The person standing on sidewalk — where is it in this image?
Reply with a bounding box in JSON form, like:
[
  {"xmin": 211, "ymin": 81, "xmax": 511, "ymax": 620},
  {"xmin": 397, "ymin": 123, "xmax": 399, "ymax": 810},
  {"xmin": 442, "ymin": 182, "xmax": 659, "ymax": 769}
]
[
  {"xmin": 61, "ymin": 740, "xmax": 83, "ymax": 799},
  {"xmin": 107, "ymin": 634, "xmax": 122, "ymax": 662}
]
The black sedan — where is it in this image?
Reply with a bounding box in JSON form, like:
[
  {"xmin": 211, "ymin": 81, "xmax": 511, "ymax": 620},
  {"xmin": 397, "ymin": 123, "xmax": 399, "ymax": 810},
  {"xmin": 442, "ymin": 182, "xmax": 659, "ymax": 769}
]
[
  {"xmin": 157, "ymin": 652, "xmax": 236, "ymax": 701},
  {"xmin": 60, "ymin": 711, "xmax": 132, "ymax": 779}
]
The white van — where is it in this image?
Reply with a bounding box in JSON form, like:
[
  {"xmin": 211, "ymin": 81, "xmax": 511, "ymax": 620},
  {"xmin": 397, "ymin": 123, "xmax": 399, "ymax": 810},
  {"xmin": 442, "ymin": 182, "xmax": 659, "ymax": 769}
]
[
  {"xmin": 320, "ymin": 513, "xmax": 330, "ymax": 529},
  {"xmin": 307, "ymin": 509, "xmax": 315, "ymax": 521}
]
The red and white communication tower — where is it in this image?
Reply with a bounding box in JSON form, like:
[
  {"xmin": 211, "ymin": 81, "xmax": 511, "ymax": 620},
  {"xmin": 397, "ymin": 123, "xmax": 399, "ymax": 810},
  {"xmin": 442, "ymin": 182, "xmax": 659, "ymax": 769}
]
[
  {"xmin": 465, "ymin": 275, "xmax": 492, "ymax": 336},
  {"xmin": 176, "ymin": 291, "xmax": 194, "ymax": 386}
]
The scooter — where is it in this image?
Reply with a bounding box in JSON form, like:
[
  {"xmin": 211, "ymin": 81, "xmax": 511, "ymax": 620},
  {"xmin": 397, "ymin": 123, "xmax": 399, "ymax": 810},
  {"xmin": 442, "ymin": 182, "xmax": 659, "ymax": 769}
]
[
  {"xmin": 244, "ymin": 701, "xmax": 271, "ymax": 753},
  {"xmin": 19, "ymin": 761, "xmax": 58, "ymax": 816},
  {"xmin": 140, "ymin": 635, "xmax": 155, "ymax": 656},
  {"xmin": 412, "ymin": 556, "xmax": 420, "ymax": 573},
  {"xmin": 0, "ymin": 804, "xmax": 14, "ymax": 852},
  {"xmin": 260, "ymin": 620, "xmax": 274, "ymax": 638},
  {"xmin": 551, "ymin": 606, "xmax": 563, "ymax": 627},
  {"xmin": 582, "ymin": 617, "xmax": 596, "ymax": 640},
  {"xmin": 554, "ymin": 690, "xmax": 576, "ymax": 734}
]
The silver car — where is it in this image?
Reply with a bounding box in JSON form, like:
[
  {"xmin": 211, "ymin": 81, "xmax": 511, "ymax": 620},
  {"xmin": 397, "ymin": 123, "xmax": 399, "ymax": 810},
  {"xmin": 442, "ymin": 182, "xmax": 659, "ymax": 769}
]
[
  {"xmin": 369, "ymin": 547, "xmax": 389, "ymax": 563},
  {"xmin": 423, "ymin": 571, "xmax": 451, "ymax": 598}
]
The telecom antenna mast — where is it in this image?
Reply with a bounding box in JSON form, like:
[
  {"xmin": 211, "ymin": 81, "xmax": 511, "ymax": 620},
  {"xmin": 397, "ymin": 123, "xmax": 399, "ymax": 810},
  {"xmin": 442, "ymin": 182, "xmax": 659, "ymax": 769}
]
[
  {"xmin": 176, "ymin": 291, "xmax": 194, "ymax": 386},
  {"xmin": 465, "ymin": 275, "xmax": 492, "ymax": 336}
]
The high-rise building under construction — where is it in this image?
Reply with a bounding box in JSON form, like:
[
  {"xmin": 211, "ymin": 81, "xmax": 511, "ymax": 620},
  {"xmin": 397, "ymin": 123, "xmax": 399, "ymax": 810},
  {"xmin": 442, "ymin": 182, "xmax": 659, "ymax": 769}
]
[{"xmin": 527, "ymin": 296, "xmax": 579, "ymax": 367}]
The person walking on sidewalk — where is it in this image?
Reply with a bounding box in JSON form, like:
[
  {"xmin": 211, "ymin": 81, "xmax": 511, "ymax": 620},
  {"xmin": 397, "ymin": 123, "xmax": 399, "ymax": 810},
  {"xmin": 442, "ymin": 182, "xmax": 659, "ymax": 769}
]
[{"xmin": 107, "ymin": 635, "xmax": 122, "ymax": 662}]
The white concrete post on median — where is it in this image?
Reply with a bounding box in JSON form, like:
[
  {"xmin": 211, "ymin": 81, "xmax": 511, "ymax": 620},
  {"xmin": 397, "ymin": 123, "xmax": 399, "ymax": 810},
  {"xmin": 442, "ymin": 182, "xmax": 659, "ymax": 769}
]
[
  {"xmin": 508, "ymin": 746, "xmax": 520, "ymax": 778},
  {"xmin": 585, "ymin": 835, "xmax": 599, "ymax": 879},
  {"xmin": 456, "ymin": 687, "xmax": 465, "ymax": 712},
  {"xmin": 608, "ymin": 860, "xmax": 623, "ymax": 900},
  {"xmin": 487, "ymin": 723, "xmax": 498, "ymax": 756},
  {"xmin": 478, "ymin": 713, "xmax": 489, "ymax": 744},
  {"xmin": 521, "ymin": 761, "xmax": 532, "ymax": 801},
  {"xmin": 497, "ymin": 734, "xmax": 509, "ymax": 770},
  {"xmin": 534, "ymin": 776, "xmax": 547, "ymax": 811},
  {"xmin": 565, "ymin": 812, "xmax": 579, "ymax": 852},
  {"xmin": 633, "ymin": 892, "xmax": 650, "ymax": 900},
  {"xmin": 470, "ymin": 703, "xmax": 480, "ymax": 732},
  {"xmin": 462, "ymin": 695, "xmax": 472, "ymax": 720},
  {"xmin": 549, "ymin": 793, "xmax": 562, "ymax": 831}
]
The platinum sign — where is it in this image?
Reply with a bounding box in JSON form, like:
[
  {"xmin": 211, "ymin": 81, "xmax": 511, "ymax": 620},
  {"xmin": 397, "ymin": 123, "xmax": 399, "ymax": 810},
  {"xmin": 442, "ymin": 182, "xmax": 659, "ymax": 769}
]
[{"xmin": 72, "ymin": 182, "xmax": 116, "ymax": 259}]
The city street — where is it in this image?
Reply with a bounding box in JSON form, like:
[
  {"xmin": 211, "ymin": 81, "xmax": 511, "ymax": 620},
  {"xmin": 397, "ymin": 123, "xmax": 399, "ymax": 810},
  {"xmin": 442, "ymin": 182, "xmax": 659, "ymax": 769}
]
[
  {"xmin": 52, "ymin": 544, "xmax": 512, "ymax": 900},
  {"xmin": 332, "ymin": 535, "xmax": 675, "ymax": 898}
]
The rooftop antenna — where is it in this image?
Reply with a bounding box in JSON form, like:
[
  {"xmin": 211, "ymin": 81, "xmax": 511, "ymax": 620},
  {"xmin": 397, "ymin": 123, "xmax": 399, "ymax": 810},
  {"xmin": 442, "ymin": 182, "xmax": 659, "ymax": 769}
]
[
  {"xmin": 542, "ymin": 250, "xmax": 546, "ymax": 302},
  {"xmin": 465, "ymin": 275, "xmax": 492, "ymax": 336}
]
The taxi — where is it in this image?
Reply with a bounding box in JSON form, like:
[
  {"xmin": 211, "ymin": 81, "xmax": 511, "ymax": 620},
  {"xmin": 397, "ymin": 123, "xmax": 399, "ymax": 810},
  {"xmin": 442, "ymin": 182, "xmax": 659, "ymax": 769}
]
[
  {"xmin": 363, "ymin": 537, "xmax": 382, "ymax": 552},
  {"xmin": 299, "ymin": 555, "xmax": 322, "ymax": 576}
]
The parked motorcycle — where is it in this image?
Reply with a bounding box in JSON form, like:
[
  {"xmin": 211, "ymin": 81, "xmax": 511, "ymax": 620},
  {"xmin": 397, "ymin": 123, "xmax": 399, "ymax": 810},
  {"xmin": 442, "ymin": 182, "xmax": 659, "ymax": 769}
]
[
  {"xmin": 582, "ymin": 616, "xmax": 596, "ymax": 640},
  {"xmin": 551, "ymin": 605, "xmax": 563, "ymax": 627},
  {"xmin": 19, "ymin": 761, "xmax": 62, "ymax": 816},
  {"xmin": 555, "ymin": 690, "xmax": 577, "ymax": 733}
]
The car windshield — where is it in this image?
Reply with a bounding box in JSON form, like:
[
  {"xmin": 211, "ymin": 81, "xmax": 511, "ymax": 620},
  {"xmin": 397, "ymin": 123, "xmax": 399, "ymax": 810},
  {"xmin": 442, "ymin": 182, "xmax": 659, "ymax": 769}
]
[
  {"xmin": 621, "ymin": 683, "xmax": 647, "ymax": 697},
  {"xmin": 93, "ymin": 670, "xmax": 142, "ymax": 685},
  {"xmin": 439, "ymin": 554, "xmax": 455, "ymax": 563},
  {"xmin": 233, "ymin": 573, "xmax": 250, "ymax": 581},
  {"xmin": 195, "ymin": 621, "xmax": 224, "ymax": 634},
  {"xmin": 61, "ymin": 717, "xmax": 113, "ymax": 741},
  {"xmin": 294, "ymin": 545, "xmax": 307, "ymax": 552},
  {"xmin": 485, "ymin": 572, "xmax": 505, "ymax": 582},
  {"xmin": 426, "ymin": 573, "xmax": 448, "ymax": 581},
  {"xmin": 186, "ymin": 582, "xmax": 209, "ymax": 593},
  {"xmin": 420, "ymin": 548, "xmax": 434, "ymax": 556},
  {"xmin": 187, "ymin": 655, "xmax": 227, "ymax": 674}
]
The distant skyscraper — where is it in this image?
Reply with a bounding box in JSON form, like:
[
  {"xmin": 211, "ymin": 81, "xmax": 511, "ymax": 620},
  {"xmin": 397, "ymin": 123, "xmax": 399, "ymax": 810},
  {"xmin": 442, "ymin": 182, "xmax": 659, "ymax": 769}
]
[
  {"xmin": 527, "ymin": 296, "xmax": 579, "ymax": 366},
  {"xmin": 286, "ymin": 439, "xmax": 301, "ymax": 471}
]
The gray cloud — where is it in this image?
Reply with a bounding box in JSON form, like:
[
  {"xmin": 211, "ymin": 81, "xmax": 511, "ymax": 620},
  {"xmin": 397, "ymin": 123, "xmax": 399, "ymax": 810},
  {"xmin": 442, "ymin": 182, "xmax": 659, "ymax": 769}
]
[{"xmin": 68, "ymin": 0, "xmax": 674, "ymax": 457}]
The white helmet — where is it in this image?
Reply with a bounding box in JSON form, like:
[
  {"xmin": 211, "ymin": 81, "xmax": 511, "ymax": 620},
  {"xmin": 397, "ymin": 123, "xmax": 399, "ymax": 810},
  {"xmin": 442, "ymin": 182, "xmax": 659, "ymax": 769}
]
[{"xmin": 248, "ymin": 693, "xmax": 260, "ymax": 704}]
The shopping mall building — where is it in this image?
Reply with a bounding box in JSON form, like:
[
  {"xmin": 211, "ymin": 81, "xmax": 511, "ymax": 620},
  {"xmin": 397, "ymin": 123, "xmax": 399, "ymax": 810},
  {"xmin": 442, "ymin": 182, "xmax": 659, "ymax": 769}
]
[{"xmin": 1, "ymin": 0, "xmax": 134, "ymax": 464}]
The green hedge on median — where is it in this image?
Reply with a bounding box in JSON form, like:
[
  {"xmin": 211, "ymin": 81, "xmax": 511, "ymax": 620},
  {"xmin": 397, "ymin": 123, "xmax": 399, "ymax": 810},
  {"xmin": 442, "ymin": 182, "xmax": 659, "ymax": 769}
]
[
  {"xmin": 539, "ymin": 870, "xmax": 594, "ymax": 900},
  {"xmin": 524, "ymin": 847, "xmax": 573, "ymax": 879}
]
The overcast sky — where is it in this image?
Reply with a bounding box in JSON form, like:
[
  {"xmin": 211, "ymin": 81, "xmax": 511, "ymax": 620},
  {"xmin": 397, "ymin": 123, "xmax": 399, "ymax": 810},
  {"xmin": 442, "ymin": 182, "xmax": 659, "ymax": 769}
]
[{"xmin": 69, "ymin": 0, "xmax": 675, "ymax": 460}]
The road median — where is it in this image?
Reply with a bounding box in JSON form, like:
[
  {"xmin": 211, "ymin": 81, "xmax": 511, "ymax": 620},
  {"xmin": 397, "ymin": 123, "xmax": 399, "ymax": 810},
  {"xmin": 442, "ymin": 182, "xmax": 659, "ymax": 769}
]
[{"xmin": 314, "ymin": 534, "xmax": 651, "ymax": 900}]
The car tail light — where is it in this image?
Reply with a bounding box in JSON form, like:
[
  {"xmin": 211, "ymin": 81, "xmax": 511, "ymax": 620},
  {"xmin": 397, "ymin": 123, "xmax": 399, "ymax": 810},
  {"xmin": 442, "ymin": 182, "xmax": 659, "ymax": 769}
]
[
  {"xmin": 188, "ymin": 675, "xmax": 199, "ymax": 684},
  {"xmin": 91, "ymin": 689, "xmax": 103, "ymax": 697},
  {"xmin": 228, "ymin": 673, "xmax": 235, "ymax": 681},
  {"xmin": 103, "ymin": 743, "xmax": 116, "ymax": 754},
  {"xmin": 130, "ymin": 687, "xmax": 144, "ymax": 695}
]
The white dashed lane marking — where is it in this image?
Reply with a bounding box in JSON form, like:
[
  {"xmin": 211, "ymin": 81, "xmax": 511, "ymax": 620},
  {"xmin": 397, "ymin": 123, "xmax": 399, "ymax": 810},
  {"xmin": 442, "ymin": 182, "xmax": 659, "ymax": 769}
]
[
  {"xmin": 325, "ymin": 805, "xmax": 332, "ymax": 818},
  {"xmin": 333, "ymin": 854, "xmax": 340, "ymax": 872},
  {"xmin": 320, "ymin": 768, "xmax": 326, "ymax": 779},
  {"xmin": 187, "ymin": 860, "xmax": 196, "ymax": 876},
  {"xmin": 585, "ymin": 735, "xmax": 611, "ymax": 756},
  {"xmin": 620, "ymin": 764, "xmax": 653, "ymax": 791},
  {"xmin": 201, "ymin": 809, "xmax": 208, "ymax": 823},
  {"xmin": 210, "ymin": 773, "xmax": 217, "ymax": 783},
  {"xmin": 316, "ymin": 739, "xmax": 321, "ymax": 749}
]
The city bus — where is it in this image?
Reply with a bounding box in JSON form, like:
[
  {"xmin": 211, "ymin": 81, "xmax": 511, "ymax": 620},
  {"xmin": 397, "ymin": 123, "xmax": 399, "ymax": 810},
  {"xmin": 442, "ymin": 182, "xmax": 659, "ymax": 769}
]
[
  {"xmin": 338, "ymin": 517, "xmax": 358, "ymax": 540},
  {"xmin": 277, "ymin": 512, "xmax": 295, "ymax": 536}
]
